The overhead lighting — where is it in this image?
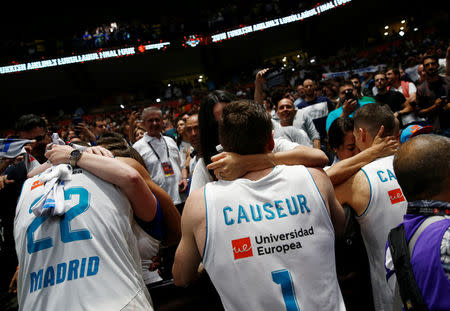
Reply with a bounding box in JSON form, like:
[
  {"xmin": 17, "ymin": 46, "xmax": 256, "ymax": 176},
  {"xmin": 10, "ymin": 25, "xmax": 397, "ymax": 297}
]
[
  {"xmin": 400, "ymin": 26, "xmax": 404, "ymax": 30},
  {"xmin": 156, "ymin": 98, "xmax": 161, "ymax": 103},
  {"xmin": 401, "ymin": 20, "xmax": 406, "ymax": 24},
  {"xmin": 199, "ymin": 75, "xmax": 203, "ymax": 78},
  {"xmin": 399, "ymin": 31, "xmax": 405, "ymax": 37},
  {"xmin": 167, "ymin": 83, "xmax": 171, "ymax": 87},
  {"xmin": 282, "ymin": 57, "xmax": 287, "ymax": 62},
  {"xmin": 297, "ymin": 54, "xmax": 300, "ymax": 58},
  {"xmin": 384, "ymin": 32, "xmax": 389, "ymax": 36},
  {"xmin": 414, "ymin": 28, "xmax": 418, "ymax": 31},
  {"xmin": 385, "ymin": 25, "xmax": 389, "ymax": 29},
  {"xmin": 120, "ymin": 104, "xmax": 125, "ymax": 109},
  {"xmin": 310, "ymin": 59, "xmax": 316, "ymax": 63},
  {"xmin": 292, "ymin": 68, "xmax": 295, "ymax": 72}
]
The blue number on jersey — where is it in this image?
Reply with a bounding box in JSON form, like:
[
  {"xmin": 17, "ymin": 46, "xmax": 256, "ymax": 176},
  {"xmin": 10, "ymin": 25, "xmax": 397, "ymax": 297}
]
[
  {"xmin": 27, "ymin": 187, "xmax": 92, "ymax": 254},
  {"xmin": 60, "ymin": 188, "xmax": 92, "ymax": 243},
  {"xmin": 272, "ymin": 269, "xmax": 300, "ymax": 311}
]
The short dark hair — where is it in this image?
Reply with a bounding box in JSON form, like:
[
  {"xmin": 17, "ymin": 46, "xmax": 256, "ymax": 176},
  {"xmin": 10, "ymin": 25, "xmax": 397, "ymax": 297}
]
[
  {"xmin": 219, "ymin": 100, "xmax": 272, "ymax": 155},
  {"xmin": 353, "ymin": 103, "xmax": 396, "ymax": 138},
  {"xmin": 339, "ymin": 80, "xmax": 355, "ymax": 89},
  {"xmin": 97, "ymin": 132, "xmax": 147, "ymax": 168},
  {"xmin": 422, "ymin": 55, "xmax": 439, "ymax": 65},
  {"xmin": 15, "ymin": 114, "xmax": 47, "ymax": 132},
  {"xmin": 386, "ymin": 67, "xmax": 400, "ymax": 76},
  {"xmin": 394, "ymin": 134, "xmax": 450, "ymax": 201},
  {"xmin": 328, "ymin": 117, "xmax": 354, "ymax": 149}
]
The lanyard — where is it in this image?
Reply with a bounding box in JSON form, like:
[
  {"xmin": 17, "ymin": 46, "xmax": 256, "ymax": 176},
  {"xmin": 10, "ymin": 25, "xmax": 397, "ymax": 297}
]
[{"xmin": 147, "ymin": 136, "xmax": 170, "ymax": 162}]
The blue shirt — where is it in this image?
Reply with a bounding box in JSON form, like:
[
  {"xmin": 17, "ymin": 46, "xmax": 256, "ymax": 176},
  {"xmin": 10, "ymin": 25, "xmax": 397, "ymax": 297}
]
[{"xmin": 325, "ymin": 97, "xmax": 375, "ymax": 132}]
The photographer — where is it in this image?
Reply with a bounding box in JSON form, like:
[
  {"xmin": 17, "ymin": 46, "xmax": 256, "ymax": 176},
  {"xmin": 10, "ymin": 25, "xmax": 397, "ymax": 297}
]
[{"xmin": 326, "ymin": 80, "xmax": 376, "ymax": 132}]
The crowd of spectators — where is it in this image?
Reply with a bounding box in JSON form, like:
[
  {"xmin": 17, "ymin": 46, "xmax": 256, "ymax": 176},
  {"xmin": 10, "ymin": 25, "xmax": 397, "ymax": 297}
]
[{"xmin": 0, "ymin": 9, "xmax": 449, "ymax": 310}]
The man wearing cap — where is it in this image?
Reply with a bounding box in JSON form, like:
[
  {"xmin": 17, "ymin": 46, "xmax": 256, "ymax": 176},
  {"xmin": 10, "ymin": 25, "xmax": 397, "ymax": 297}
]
[
  {"xmin": 399, "ymin": 124, "xmax": 433, "ymax": 144},
  {"xmin": 385, "ymin": 134, "xmax": 450, "ymax": 310}
]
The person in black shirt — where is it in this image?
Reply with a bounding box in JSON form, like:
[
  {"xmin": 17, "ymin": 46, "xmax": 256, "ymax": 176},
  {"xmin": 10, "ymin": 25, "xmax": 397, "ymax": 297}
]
[{"xmin": 373, "ymin": 72, "xmax": 407, "ymax": 127}]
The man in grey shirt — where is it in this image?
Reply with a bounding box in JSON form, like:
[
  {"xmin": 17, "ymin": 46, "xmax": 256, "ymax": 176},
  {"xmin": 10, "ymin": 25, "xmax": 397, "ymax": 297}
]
[{"xmin": 272, "ymin": 97, "xmax": 320, "ymax": 148}]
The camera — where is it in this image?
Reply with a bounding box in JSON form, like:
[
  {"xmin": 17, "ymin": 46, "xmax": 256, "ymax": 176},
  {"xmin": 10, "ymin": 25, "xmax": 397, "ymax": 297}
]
[{"xmin": 344, "ymin": 89, "xmax": 355, "ymax": 101}]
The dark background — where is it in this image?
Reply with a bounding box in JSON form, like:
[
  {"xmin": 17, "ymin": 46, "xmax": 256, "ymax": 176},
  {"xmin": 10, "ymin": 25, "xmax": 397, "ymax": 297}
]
[{"xmin": 0, "ymin": 0, "xmax": 447, "ymax": 129}]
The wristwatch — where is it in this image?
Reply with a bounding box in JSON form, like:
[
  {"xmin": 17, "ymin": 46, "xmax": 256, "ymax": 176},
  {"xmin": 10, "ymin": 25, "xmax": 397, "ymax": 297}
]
[{"xmin": 69, "ymin": 149, "xmax": 82, "ymax": 167}]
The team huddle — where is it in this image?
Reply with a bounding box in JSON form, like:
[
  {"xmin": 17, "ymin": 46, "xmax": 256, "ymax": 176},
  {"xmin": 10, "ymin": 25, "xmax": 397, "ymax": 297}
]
[{"xmin": 8, "ymin": 97, "xmax": 450, "ymax": 311}]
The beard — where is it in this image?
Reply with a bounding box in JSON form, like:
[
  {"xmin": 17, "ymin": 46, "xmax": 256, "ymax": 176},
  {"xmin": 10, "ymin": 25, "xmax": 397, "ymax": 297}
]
[{"xmin": 31, "ymin": 143, "xmax": 48, "ymax": 164}]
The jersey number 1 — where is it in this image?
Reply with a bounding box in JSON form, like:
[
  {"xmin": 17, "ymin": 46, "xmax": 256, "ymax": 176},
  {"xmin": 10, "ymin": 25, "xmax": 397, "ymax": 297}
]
[{"xmin": 272, "ymin": 269, "xmax": 300, "ymax": 311}]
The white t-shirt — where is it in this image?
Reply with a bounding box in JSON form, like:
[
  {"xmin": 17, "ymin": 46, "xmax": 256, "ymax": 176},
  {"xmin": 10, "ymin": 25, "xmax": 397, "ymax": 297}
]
[
  {"xmin": 133, "ymin": 133, "xmax": 185, "ymax": 205},
  {"xmin": 274, "ymin": 126, "xmax": 312, "ymax": 147},
  {"xmin": 189, "ymin": 137, "xmax": 299, "ymax": 194},
  {"xmin": 14, "ymin": 169, "xmax": 153, "ymax": 311},
  {"xmin": 390, "ymin": 82, "xmax": 417, "ymax": 98}
]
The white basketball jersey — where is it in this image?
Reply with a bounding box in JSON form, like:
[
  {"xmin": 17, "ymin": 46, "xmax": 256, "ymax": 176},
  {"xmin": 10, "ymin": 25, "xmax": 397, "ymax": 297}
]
[
  {"xmin": 14, "ymin": 169, "xmax": 153, "ymax": 311},
  {"xmin": 358, "ymin": 155, "xmax": 408, "ymax": 311},
  {"xmin": 202, "ymin": 165, "xmax": 345, "ymax": 311}
]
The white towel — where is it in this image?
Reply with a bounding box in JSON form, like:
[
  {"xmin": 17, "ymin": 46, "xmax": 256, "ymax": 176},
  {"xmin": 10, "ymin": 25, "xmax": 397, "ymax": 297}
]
[{"xmin": 31, "ymin": 164, "xmax": 73, "ymax": 217}]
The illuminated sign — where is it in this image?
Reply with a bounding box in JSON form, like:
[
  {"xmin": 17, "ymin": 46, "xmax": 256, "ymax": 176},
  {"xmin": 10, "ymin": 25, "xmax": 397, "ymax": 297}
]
[
  {"xmin": 0, "ymin": 43, "xmax": 170, "ymax": 74},
  {"xmin": 183, "ymin": 35, "xmax": 202, "ymax": 47},
  {"xmin": 0, "ymin": 0, "xmax": 351, "ymax": 75},
  {"xmin": 210, "ymin": 0, "xmax": 352, "ymax": 42}
]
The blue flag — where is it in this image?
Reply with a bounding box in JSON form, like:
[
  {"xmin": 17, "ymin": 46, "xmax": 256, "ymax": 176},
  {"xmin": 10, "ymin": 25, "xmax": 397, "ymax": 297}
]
[{"xmin": 0, "ymin": 138, "xmax": 34, "ymax": 158}]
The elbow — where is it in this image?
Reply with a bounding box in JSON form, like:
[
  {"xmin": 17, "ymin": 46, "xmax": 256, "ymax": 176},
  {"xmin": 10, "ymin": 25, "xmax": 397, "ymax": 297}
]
[
  {"xmin": 172, "ymin": 264, "xmax": 189, "ymax": 287},
  {"xmin": 315, "ymin": 150, "xmax": 329, "ymax": 167},
  {"xmin": 123, "ymin": 168, "xmax": 142, "ymax": 188}
]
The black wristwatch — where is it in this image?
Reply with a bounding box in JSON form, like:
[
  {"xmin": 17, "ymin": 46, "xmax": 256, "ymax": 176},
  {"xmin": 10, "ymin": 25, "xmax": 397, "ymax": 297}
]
[{"xmin": 69, "ymin": 149, "xmax": 82, "ymax": 167}]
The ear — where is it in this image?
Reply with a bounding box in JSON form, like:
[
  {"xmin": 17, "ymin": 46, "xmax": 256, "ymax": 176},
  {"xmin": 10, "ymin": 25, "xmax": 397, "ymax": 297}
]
[
  {"xmin": 359, "ymin": 127, "xmax": 367, "ymax": 143},
  {"xmin": 266, "ymin": 132, "xmax": 275, "ymax": 153}
]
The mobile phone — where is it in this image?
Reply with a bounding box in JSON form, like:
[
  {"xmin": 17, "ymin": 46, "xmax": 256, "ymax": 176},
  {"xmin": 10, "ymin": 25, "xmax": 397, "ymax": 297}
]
[
  {"xmin": 344, "ymin": 89, "xmax": 355, "ymax": 101},
  {"xmin": 73, "ymin": 116, "xmax": 83, "ymax": 126}
]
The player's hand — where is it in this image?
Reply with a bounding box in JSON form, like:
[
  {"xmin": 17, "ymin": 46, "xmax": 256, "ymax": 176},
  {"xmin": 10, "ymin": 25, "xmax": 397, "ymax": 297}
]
[
  {"xmin": 207, "ymin": 152, "xmax": 246, "ymax": 181},
  {"xmin": 370, "ymin": 125, "xmax": 399, "ymax": 157},
  {"xmin": 84, "ymin": 146, "xmax": 114, "ymax": 157},
  {"xmin": 45, "ymin": 144, "xmax": 74, "ymax": 165},
  {"xmin": 149, "ymin": 256, "xmax": 162, "ymax": 272}
]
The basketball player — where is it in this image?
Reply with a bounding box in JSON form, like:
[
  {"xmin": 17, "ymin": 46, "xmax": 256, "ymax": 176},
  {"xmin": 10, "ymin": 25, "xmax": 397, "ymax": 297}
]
[
  {"xmin": 14, "ymin": 144, "xmax": 157, "ymax": 310},
  {"xmin": 173, "ymin": 100, "xmax": 346, "ymax": 311},
  {"xmin": 334, "ymin": 103, "xmax": 408, "ymax": 311}
]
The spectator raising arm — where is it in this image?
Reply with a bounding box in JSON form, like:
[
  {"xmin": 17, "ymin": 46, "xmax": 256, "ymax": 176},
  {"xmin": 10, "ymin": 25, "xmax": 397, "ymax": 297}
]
[{"xmin": 254, "ymin": 68, "xmax": 270, "ymax": 105}]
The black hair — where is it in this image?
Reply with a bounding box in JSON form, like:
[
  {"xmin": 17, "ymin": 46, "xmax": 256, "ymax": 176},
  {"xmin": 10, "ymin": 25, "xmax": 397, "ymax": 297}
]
[
  {"xmin": 328, "ymin": 117, "xmax": 354, "ymax": 149},
  {"xmin": 198, "ymin": 90, "xmax": 236, "ymax": 179},
  {"xmin": 15, "ymin": 114, "xmax": 47, "ymax": 132}
]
